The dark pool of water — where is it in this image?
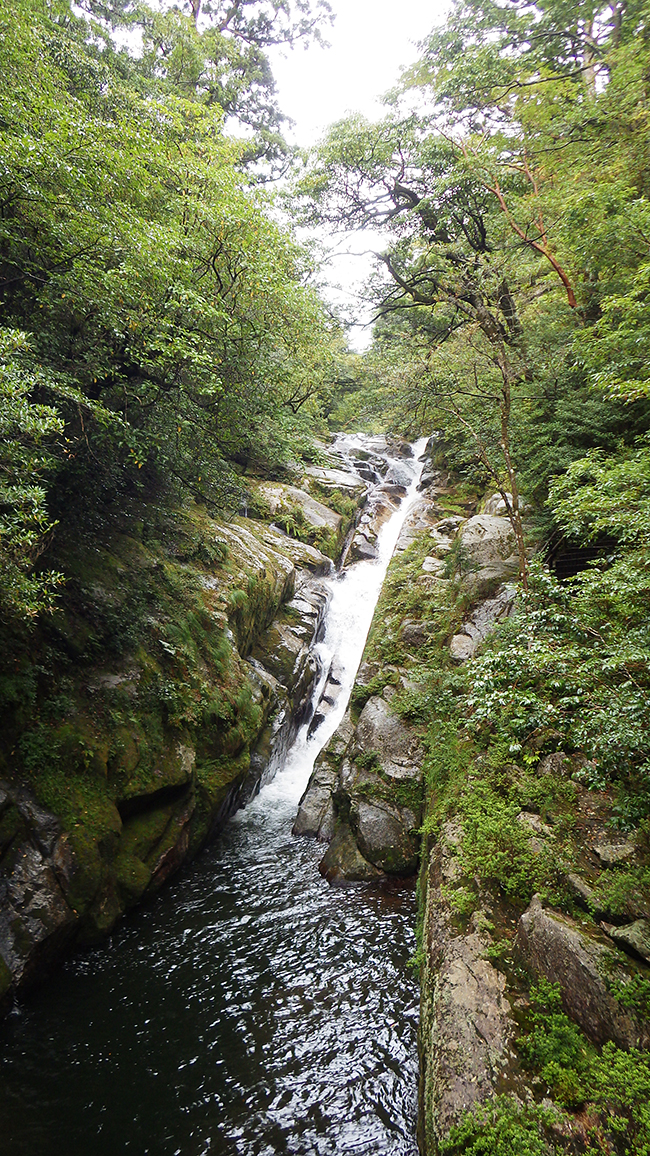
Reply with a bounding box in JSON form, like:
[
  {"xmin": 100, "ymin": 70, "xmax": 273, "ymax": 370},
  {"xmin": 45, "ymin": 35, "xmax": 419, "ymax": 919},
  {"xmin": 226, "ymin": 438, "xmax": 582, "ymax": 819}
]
[{"xmin": 0, "ymin": 805, "xmax": 419, "ymax": 1156}]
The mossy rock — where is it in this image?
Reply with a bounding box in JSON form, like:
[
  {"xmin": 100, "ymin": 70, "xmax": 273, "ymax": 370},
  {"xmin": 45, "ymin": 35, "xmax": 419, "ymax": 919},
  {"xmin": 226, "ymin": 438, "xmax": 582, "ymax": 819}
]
[
  {"xmin": 319, "ymin": 821, "xmax": 382, "ymax": 884},
  {"xmin": 196, "ymin": 753, "xmax": 250, "ymax": 808},
  {"xmin": 80, "ymin": 882, "xmax": 124, "ymax": 944},
  {"xmin": 119, "ymin": 801, "xmax": 180, "ymax": 863},
  {"xmin": 187, "ymin": 785, "xmax": 214, "ymax": 859},
  {"xmin": 113, "ymin": 733, "xmax": 195, "ymax": 805},
  {"xmin": 114, "ymin": 852, "xmax": 152, "ymax": 907},
  {"xmin": 64, "ymin": 827, "xmax": 107, "ymax": 914}
]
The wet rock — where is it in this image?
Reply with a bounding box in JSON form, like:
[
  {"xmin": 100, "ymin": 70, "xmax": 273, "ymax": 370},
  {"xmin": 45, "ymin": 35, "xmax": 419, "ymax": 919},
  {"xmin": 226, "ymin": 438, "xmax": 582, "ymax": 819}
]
[
  {"xmin": 417, "ymin": 463, "xmax": 440, "ymax": 491},
  {"xmin": 347, "ymin": 533, "xmax": 378, "ymax": 562},
  {"xmin": 293, "ymin": 716, "xmax": 355, "ymax": 841},
  {"xmin": 516, "ymin": 894, "xmax": 641, "ymax": 1047},
  {"xmin": 352, "ymin": 798, "xmax": 420, "ymax": 874},
  {"xmin": 318, "ymin": 823, "xmax": 382, "ymax": 884},
  {"xmin": 292, "ymin": 762, "xmax": 338, "ymax": 839},
  {"xmin": 0, "ymin": 786, "xmax": 78, "ymax": 998},
  {"xmin": 345, "ymin": 489, "xmax": 402, "ymax": 564}
]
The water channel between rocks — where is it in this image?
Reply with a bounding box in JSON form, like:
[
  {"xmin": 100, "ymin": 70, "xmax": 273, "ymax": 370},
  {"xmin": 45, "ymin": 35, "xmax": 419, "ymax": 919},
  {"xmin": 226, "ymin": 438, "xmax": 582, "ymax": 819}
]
[{"xmin": 0, "ymin": 436, "xmax": 428, "ymax": 1156}]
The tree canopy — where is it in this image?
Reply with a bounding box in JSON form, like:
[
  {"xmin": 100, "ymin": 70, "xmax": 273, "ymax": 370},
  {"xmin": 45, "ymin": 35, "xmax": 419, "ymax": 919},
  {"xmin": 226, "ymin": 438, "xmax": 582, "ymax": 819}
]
[{"xmin": 0, "ymin": 0, "xmax": 340, "ymax": 619}]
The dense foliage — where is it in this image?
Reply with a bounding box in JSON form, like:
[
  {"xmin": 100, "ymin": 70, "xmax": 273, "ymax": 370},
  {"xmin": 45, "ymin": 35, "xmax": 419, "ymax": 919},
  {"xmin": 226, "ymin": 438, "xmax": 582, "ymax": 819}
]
[
  {"xmin": 295, "ymin": 6, "xmax": 650, "ymax": 1151},
  {"xmin": 0, "ymin": 0, "xmax": 339, "ymax": 621},
  {"xmin": 298, "ymin": 0, "xmax": 650, "ymax": 804}
]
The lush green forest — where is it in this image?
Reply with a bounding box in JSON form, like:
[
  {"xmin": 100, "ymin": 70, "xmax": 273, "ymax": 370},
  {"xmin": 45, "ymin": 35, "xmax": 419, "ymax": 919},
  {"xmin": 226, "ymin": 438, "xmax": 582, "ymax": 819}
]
[
  {"xmin": 3, "ymin": 0, "xmax": 650, "ymax": 1150},
  {"xmin": 293, "ymin": 2, "xmax": 650, "ymax": 1149},
  {"xmin": 299, "ymin": 0, "xmax": 650, "ymax": 824},
  {"xmin": 1, "ymin": 0, "xmax": 340, "ymax": 622}
]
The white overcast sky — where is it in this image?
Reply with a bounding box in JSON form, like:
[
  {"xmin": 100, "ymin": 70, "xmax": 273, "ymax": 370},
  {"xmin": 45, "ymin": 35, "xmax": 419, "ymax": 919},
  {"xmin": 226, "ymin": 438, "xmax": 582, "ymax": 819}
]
[{"xmin": 267, "ymin": 1, "xmax": 450, "ymax": 348}]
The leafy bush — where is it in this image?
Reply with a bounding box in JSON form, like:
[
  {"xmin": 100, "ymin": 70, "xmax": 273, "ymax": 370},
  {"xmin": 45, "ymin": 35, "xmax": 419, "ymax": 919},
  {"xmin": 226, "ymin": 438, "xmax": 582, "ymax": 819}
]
[{"xmin": 440, "ymin": 1096, "xmax": 555, "ymax": 1156}]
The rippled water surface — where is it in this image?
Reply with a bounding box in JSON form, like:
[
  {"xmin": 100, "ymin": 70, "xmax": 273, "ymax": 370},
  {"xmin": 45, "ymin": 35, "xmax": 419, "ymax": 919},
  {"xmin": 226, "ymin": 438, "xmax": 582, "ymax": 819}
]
[{"xmin": 0, "ymin": 437, "xmax": 425, "ymax": 1156}]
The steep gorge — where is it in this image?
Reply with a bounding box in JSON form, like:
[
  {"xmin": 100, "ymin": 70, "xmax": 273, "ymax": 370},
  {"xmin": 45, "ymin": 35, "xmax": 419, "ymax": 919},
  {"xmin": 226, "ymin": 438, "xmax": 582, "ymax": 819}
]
[{"xmin": 0, "ymin": 435, "xmax": 422, "ymax": 1008}]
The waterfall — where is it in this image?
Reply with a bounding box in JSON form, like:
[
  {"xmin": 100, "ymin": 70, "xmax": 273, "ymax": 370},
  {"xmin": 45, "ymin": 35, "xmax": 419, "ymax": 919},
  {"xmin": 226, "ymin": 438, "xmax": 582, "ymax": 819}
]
[{"xmin": 236, "ymin": 434, "xmax": 428, "ymax": 818}]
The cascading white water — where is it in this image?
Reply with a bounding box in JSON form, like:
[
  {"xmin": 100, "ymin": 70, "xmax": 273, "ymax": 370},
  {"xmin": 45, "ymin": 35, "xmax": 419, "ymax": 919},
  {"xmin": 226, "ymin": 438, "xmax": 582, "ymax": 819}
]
[{"xmin": 239, "ymin": 435, "xmax": 429, "ymax": 819}]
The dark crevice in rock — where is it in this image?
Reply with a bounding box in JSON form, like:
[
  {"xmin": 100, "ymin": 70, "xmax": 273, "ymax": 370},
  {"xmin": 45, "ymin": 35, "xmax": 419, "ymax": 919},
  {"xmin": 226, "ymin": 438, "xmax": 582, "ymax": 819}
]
[{"xmin": 117, "ymin": 782, "xmax": 191, "ymax": 821}]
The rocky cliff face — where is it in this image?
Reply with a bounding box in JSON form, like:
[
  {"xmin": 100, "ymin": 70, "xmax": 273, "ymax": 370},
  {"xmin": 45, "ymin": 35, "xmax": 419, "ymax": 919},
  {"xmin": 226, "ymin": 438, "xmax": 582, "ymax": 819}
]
[{"xmin": 0, "ymin": 436, "xmax": 412, "ymax": 1012}]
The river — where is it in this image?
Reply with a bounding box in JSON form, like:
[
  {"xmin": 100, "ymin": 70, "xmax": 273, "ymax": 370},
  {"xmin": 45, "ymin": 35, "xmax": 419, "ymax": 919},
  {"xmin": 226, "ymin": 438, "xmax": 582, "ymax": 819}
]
[{"xmin": 0, "ymin": 437, "xmax": 427, "ymax": 1156}]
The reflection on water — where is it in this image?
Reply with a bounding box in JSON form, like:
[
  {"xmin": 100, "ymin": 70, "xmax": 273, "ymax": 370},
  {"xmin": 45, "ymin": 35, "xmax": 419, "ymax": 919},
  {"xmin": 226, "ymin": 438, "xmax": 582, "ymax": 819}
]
[{"xmin": 0, "ymin": 437, "xmax": 426, "ymax": 1156}]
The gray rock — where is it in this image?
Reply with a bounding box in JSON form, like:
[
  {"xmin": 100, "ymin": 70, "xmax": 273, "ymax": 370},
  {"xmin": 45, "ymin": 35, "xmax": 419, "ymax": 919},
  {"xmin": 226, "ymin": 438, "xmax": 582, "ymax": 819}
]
[
  {"xmin": 260, "ymin": 483, "xmax": 343, "ymax": 532},
  {"xmin": 566, "ymin": 872, "xmax": 603, "ymax": 914},
  {"xmin": 427, "ymin": 932, "xmax": 516, "ymax": 1139},
  {"xmin": 255, "ymin": 525, "xmax": 333, "ymax": 575},
  {"xmin": 352, "ymin": 799, "xmax": 419, "ymax": 874},
  {"xmin": 401, "ymin": 619, "xmax": 432, "ymax": 646},
  {"xmin": 457, "ymin": 515, "xmax": 521, "ymax": 588},
  {"xmin": 319, "ymin": 824, "xmax": 381, "ymax": 884},
  {"xmin": 293, "ymin": 763, "xmax": 338, "ymax": 839},
  {"xmin": 605, "ymin": 919, "xmax": 650, "ymax": 963},
  {"xmin": 0, "ymin": 799, "xmax": 77, "ymax": 996},
  {"xmin": 305, "ymin": 466, "xmax": 365, "ymax": 493},
  {"xmin": 537, "ymin": 752, "xmax": 571, "ymax": 778},
  {"xmin": 420, "ymin": 824, "xmax": 521, "ymax": 1147},
  {"xmin": 516, "ymin": 894, "xmax": 640, "ymax": 1046},
  {"xmin": 450, "ymin": 584, "xmax": 516, "ymax": 661},
  {"xmin": 517, "ymin": 811, "xmax": 553, "ymax": 837},
  {"xmin": 429, "ymin": 527, "xmax": 455, "ymax": 554},
  {"xmin": 422, "ymin": 556, "xmax": 446, "ymax": 575},
  {"xmin": 355, "ymin": 697, "xmax": 423, "ymax": 780},
  {"xmin": 593, "ymin": 838, "xmax": 636, "ymax": 865},
  {"xmin": 395, "ymin": 496, "xmax": 440, "ymax": 551},
  {"xmin": 483, "ymin": 492, "xmax": 529, "ymax": 516}
]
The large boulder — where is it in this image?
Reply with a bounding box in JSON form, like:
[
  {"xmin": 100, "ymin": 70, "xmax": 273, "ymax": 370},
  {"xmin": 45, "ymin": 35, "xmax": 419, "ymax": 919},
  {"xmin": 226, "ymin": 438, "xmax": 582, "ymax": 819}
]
[
  {"xmin": 0, "ymin": 785, "xmax": 81, "ymax": 998},
  {"xmin": 344, "ymin": 489, "xmax": 401, "ymax": 564},
  {"xmin": 292, "ymin": 761, "xmax": 338, "ymax": 839},
  {"xmin": 259, "ymin": 483, "xmax": 342, "ymax": 532},
  {"xmin": 516, "ymin": 894, "xmax": 643, "ymax": 1047},
  {"xmin": 355, "ymin": 696, "xmax": 424, "ymax": 779},
  {"xmin": 293, "ymin": 715, "xmax": 355, "ymax": 840},
  {"xmin": 457, "ymin": 514, "xmax": 521, "ymax": 589},
  {"xmin": 305, "ymin": 465, "xmax": 365, "ymax": 495},
  {"xmin": 318, "ymin": 823, "xmax": 382, "ymax": 884},
  {"xmin": 351, "ymin": 797, "xmax": 420, "ymax": 874}
]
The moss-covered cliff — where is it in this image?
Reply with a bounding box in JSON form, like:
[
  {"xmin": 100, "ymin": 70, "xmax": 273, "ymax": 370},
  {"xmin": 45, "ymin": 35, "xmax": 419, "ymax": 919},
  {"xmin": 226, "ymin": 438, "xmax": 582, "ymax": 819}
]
[{"xmin": 0, "ymin": 451, "xmax": 369, "ymax": 1009}]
